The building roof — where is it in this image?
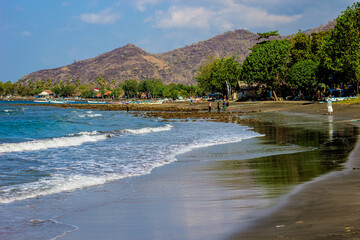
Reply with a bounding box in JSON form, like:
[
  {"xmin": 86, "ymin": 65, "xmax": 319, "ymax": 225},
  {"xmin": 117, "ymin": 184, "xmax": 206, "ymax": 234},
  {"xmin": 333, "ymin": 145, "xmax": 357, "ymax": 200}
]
[{"xmin": 38, "ymin": 90, "xmax": 54, "ymax": 96}]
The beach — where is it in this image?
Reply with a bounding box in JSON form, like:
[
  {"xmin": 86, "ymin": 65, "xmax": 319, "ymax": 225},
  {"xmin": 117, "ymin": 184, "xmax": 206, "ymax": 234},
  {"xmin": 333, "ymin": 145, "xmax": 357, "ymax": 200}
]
[
  {"xmin": 1, "ymin": 100, "xmax": 359, "ymax": 240},
  {"xmin": 54, "ymin": 100, "xmax": 360, "ymax": 239}
]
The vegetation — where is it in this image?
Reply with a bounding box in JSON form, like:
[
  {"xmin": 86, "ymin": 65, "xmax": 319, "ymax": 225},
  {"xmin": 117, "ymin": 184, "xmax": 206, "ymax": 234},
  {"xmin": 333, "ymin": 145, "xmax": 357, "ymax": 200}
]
[
  {"xmin": 196, "ymin": 2, "xmax": 359, "ymax": 100},
  {"xmin": 196, "ymin": 56, "xmax": 241, "ymax": 97},
  {"xmin": 241, "ymin": 39, "xmax": 291, "ymax": 97},
  {"xmin": 0, "ymin": 77, "xmax": 201, "ymax": 100},
  {"xmin": 1, "ymin": 3, "xmax": 359, "ymax": 101},
  {"xmin": 320, "ymin": 2, "xmax": 360, "ymax": 93}
]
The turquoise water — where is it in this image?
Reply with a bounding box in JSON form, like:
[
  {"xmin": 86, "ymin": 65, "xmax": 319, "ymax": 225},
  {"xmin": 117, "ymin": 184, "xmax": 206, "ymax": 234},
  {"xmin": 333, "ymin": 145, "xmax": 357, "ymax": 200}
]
[
  {"xmin": 0, "ymin": 102, "xmax": 262, "ymax": 205},
  {"xmin": 1, "ymin": 102, "xmax": 357, "ymax": 240}
]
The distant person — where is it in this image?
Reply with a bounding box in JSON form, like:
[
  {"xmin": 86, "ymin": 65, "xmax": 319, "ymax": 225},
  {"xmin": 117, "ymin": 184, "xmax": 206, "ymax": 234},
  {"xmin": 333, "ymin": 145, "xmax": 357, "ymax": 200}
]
[
  {"xmin": 327, "ymin": 98, "xmax": 333, "ymax": 115},
  {"xmin": 217, "ymin": 101, "xmax": 220, "ymax": 112},
  {"xmin": 126, "ymin": 104, "xmax": 129, "ymax": 112},
  {"xmin": 226, "ymin": 100, "xmax": 229, "ymax": 108},
  {"xmin": 223, "ymin": 100, "xmax": 226, "ymax": 111},
  {"xmin": 208, "ymin": 102, "xmax": 212, "ymax": 112}
]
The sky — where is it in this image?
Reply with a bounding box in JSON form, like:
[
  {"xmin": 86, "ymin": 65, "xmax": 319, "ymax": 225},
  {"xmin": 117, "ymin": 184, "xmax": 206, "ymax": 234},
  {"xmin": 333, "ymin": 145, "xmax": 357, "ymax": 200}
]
[{"xmin": 0, "ymin": 0, "xmax": 357, "ymax": 83}]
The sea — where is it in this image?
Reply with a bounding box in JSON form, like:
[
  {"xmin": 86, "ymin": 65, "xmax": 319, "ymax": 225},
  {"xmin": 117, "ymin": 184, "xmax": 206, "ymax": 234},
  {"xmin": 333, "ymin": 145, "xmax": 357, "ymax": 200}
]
[{"xmin": 0, "ymin": 101, "xmax": 358, "ymax": 240}]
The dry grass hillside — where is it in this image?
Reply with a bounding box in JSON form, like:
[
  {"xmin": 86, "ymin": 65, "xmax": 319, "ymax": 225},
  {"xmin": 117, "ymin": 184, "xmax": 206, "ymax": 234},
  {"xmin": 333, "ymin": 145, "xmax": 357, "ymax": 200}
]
[{"xmin": 20, "ymin": 21, "xmax": 335, "ymax": 86}]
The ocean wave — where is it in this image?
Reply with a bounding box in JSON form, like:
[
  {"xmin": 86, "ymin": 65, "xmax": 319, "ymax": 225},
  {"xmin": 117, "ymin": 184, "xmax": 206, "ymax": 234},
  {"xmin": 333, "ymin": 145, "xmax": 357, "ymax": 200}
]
[
  {"xmin": 123, "ymin": 124, "xmax": 173, "ymax": 134},
  {"xmin": 0, "ymin": 172, "xmax": 139, "ymax": 204},
  {"xmin": 78, "ymin": 113, "xmax": 102, "ymax": 118},
  {"xmin": 0, "ymin": 124, "xmax": 261, "ymax": 204},
  {"xmin": 0, "ymin": 132, "xmax": 108, "ymax": 153},
  {"xmin": 168, "ymin": 133, "xmax": 263, "ymax": 163}
]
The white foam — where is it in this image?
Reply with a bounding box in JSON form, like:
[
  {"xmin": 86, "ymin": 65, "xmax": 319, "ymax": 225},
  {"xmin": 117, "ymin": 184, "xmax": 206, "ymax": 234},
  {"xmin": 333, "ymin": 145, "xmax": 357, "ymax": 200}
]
[
  {"xmin": 78, "ymin": 113, "xmax": 102, "ymax": 118},
  {"xmin": 0, "ymin": 172, "xmax": 140, "ymax": 204},
  {"xmin": 124, "ymin": 124, "xmax": 173, "ymax": 134},
  {"xmin": 168, "ymin": 134, "xmax": 263, "ymax": 163},
  {"xmin": 69, "ymin": 131, "xmax": 98, "ymax": 136},
  {"xmin": 0, "ymin": 133, "xmax": 108, "ymax": 153},
  {"xmin": 0, "ymin": 124, "xmax": 262, "ymax": 204}
]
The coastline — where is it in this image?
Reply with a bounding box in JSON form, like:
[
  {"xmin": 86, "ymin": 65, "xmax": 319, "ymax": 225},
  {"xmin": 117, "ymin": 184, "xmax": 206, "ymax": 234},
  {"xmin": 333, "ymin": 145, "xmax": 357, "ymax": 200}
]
[
  {"xmin": 55, "ymin": 101, "xmax": 360, "ymax": 239},
  {"xmin": 228, "ymin": 122, "xmax": 360, "ymax": 239},
  {"xmin": 4, "ymin": 100, "xmax": 359, "ymax": 239},
  {"xmin": 227, "ymin": 103, "xmax": 360, "ymax": 239}
]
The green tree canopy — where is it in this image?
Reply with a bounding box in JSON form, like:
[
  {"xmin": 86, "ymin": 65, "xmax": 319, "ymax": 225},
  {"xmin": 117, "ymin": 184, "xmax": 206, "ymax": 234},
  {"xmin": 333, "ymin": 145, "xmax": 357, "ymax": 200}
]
[
  {"xmin": 121, "ymin": 79, "xmax": 139, "ymax": 98},
  {"xmin": 196, "ymin": 56, "xmax": 241, "ymax": 96},
  {"xmin": 241, "ymin": 39, "xmax": 291, "ymax": 92},
  {"xmin": 290, "ymin": 31, "xmax": 312, "ymax": 65},
  {"xmin": 257, "ymin": 30, "xmax": 279, "ymax": 41},
  {"xmin": 138, "ymin": 79, "xmax": 165, "ymax": 98},
  {"xmin": 321, "ymin": 2, "xmax": 360, "ymax": 92},
  {"xmin": 287, "ymin": 59, "xmax": 319, "ymax": 94}
]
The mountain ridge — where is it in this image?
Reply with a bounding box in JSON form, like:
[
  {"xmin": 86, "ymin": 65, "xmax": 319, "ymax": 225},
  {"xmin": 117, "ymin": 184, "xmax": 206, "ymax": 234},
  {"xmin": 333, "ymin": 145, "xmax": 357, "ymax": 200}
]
[{"xmin": 20, "ymin": 21, "xmax": 335, "ymax": 86}]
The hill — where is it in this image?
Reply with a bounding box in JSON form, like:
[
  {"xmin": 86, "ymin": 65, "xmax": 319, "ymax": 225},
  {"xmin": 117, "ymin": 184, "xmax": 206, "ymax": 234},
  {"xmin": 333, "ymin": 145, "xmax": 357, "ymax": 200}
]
[
  {"xmin": 20, "ymin": 29, "xmax": 259, "ymax": 86},
  {"xmin": 20, "ymin": 21, "xmax": 335, "ymax": 86}
]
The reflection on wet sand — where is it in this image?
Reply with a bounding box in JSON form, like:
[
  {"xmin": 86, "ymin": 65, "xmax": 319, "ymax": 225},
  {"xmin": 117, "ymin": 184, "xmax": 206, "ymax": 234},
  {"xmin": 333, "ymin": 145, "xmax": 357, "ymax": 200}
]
[{"xmin": 208, "ymin": 113, "xmax": 358, "ymax": 200}]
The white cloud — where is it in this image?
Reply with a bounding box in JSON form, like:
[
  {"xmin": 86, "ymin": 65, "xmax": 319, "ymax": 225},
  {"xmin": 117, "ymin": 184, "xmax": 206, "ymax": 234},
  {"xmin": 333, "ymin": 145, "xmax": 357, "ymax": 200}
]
[
  {"xmin": 135, "ymin": 0, "xmax": 163, "ymax": 12},
  {"xmin": 80, "ymin": 8, "xmax": 121, "ymax": 24},
  {"xmin": 153, "ymin": 6, "xmax": 214, "ymax": 29},
  {"xmin": 21, "ymin": 31, "xmax": 32, "ymax": 36},
  {"xmin": 148, "ymin": 0, "xmax": 302, "ymax": 31}
]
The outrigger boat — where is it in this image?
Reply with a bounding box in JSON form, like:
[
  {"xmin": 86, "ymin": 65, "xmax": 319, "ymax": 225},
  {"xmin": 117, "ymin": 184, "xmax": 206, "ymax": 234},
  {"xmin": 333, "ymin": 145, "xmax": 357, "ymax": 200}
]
[
  {"xmin": 34, "ymin": 98, "xmax": 49, "ymax": 103},
  {"xmin": 49, "ymin": 99, "xmax": 68, "ymax": 104}
]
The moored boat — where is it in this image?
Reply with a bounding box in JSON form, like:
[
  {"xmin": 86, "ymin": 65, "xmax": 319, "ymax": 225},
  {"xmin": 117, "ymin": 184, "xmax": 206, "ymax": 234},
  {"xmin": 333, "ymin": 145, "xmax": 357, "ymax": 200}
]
[
  {"xmin": 49, "ymin": 99, "xmax": 68, "ymax": 104},
  {"xmin": 34, "ymin": 98, "xmax": 49, "ymax": 103}
]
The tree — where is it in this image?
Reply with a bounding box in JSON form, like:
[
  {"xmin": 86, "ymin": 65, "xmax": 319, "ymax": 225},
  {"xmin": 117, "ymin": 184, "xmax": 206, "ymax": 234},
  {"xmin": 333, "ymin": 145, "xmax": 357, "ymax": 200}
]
[
  {"xmin": 96, "ymin": 76, "xmax": 107, "ymax": 98},
  {"xmin": 75, "ymin": 79, "xmax": 81, "ymax": 88},
  {"xmin": 138, "ymin": 79, "xmax": 165, "ymax": 98},
  {"xmin": 321, "ymin": 2, "xmax": 360, "ymax": 93},
  {"xmin": 111, "ymin": 80, "xmax": 117, "ymax": 89},
  {"xmin": 122, "ymin": 79, "xmax": 138, "ymax": 98},
  {"xmin": 287, "ymin": 60, "xmax": 319, "ymax": 94},
  {"xmin": 45, "ymin": 79, "xmax": 52, "ymax": 89},
  {"xmin": 290, "ymin": 31, "xmax": 312, "ymax": 65},
  {"xmin": 257, "ymin": 30, "xmax": 280, "ymax": 41},
  {"xmin": 196, "ymin": 56, "xmax": 241, "ymax": 97},
  {"xmin": 241, "ymin": 39, "xmax": 291, "ymax": 97}
]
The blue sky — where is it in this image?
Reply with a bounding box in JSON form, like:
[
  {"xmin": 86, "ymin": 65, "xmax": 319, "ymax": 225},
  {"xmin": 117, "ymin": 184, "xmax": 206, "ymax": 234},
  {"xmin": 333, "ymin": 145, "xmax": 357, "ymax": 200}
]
[{"xmin": 0, "ymin": 0, "xmax": 357, "ymax": 82}]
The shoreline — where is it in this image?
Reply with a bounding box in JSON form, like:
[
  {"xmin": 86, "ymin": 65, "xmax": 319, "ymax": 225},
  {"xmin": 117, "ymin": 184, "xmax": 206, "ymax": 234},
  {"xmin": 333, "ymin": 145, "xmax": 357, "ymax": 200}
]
[
  {"xmin": 4, "ymin": 101, "xmax": 360, "ymax": 239},
  {"xmin": 226, "ymin": 104, "xmax": 360, "ymax": 239},
  {"xmin": 228, "ymin": 123, "xmax": 360, "ymax": 239},
  {"xmin": 55, "ymin": 101, "xmax": 360, "ymax": 239},
  {"xmin": 72, "ymin": 101, "xmax": 360, "ymax": 239}
]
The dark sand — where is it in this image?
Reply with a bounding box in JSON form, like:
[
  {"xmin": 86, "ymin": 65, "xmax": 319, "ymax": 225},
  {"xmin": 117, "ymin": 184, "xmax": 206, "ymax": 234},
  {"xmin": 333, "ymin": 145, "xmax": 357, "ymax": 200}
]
[
  {"xmin": 32, "ymin": 100, "xmax": 360, "ymax": 239},
  {"xmin": 228, "ymin": 101, "xmax": 360, "ymax": 239}
]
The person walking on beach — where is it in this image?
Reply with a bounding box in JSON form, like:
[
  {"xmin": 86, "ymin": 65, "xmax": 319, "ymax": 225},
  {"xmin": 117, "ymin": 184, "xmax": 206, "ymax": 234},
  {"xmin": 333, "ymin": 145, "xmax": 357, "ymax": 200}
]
[
  {"xmin": 208, "ymin": 102, "xmax": 212, "ymax": 112},
  {"xmin": 126, "ymin": 104, "xmax": 129, "ymax": 112},
  {"xmin": 226, "ymin": 100, "xmax": 229, "ymax": 109},
  {"xmin": 222, "ymin": 100, "xmax": 226, "ymax": 111},
  {"xmin": 327, "ymin": 98, "xmax": 333, "ymax": 115},
  {"xmin": 217, "ymin": 101, "xmax": 220, "ymax": 112}
]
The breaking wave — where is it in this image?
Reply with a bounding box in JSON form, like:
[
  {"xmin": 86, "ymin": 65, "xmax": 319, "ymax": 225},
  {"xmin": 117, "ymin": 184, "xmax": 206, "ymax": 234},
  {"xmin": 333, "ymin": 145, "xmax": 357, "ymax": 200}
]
[{"xmin": 0, "ymin": 132, "xmax": 108, "ymax": 153}]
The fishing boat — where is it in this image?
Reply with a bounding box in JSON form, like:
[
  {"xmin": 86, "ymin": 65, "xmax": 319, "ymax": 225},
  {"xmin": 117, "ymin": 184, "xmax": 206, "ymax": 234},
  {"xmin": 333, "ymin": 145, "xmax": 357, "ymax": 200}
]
[
  {"xmin": 88, "ymin": 101, "xmax": 108, "ymax": 104},
  {"xmin": 49, "ymin": 99, "xmax": 68, "ymax": 104},
  {"xmin": 34, "ymin": 98, "xmax": 49, "ymax": 103}
]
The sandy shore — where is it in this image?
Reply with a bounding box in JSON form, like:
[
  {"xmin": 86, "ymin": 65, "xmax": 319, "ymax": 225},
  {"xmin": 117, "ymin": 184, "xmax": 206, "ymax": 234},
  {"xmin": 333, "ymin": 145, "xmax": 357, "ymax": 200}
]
[
  {"xmin": 228, "ymin": 133, "xmax": 360, "ymax": 239},
  {"xmin": 27, "ymin": 100, "xmax": 360, "ymax": 239},
  {"xmin": 227, "ymin": 102, "xmax": 360, "ymax": 240}
]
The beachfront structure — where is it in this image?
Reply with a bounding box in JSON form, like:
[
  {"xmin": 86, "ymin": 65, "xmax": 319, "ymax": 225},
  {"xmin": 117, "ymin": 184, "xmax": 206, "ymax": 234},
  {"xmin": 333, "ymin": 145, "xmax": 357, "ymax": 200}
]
[
  {"xmin": 234, "ymin": 81, "xmax": 256, "ymax": 100},
  {"xmin": 37, "ymin": 90, "xmax": 55, "ymax": 98}
]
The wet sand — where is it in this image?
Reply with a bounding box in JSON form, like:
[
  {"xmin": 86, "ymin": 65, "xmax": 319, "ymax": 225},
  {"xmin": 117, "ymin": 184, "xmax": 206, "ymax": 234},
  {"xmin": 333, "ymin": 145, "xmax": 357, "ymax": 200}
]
[
  {"xmin": 229, "ymin": 127, "xmax": 360, "ymax": 240},
  {"xmin": 30, "ymin": 100, "xmax": 360, "ymax": 239}
]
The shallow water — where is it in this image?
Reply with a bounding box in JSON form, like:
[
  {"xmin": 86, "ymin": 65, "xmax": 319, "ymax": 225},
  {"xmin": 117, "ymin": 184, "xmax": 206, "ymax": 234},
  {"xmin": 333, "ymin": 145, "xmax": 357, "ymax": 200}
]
[{"xmin": 0, "ymin": 103, "xmax": 358, "ymax": 240}]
